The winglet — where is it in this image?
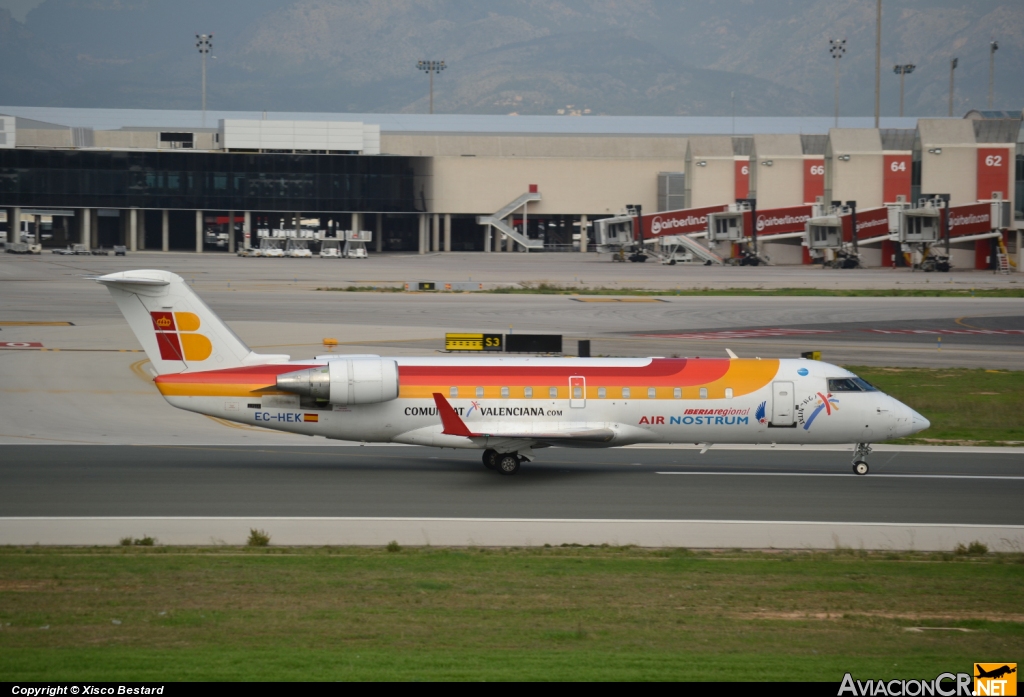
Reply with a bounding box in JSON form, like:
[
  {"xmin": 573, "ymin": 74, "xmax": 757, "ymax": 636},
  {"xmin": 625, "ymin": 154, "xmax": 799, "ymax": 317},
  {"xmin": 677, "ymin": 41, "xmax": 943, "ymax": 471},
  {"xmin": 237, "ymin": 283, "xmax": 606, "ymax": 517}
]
[{"xmin": 432, "ymin": 393, "xmax": 479, "ymax": 437}]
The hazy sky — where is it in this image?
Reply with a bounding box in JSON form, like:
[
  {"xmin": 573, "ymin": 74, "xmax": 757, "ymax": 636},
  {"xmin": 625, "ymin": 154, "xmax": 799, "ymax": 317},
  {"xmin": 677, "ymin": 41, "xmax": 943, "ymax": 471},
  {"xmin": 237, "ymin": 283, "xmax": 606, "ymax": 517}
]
[{"xmin": 0, "ymin": 0, "xmax": 44, "ymax": 22}]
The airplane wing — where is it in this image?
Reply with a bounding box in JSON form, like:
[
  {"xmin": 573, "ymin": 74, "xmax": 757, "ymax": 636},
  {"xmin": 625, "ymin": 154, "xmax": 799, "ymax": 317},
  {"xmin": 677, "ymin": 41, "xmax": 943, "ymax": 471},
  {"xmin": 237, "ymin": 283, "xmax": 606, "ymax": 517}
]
[{"xmin": 431, "ymin": 393, "xmax": 615, "ymax": 444}]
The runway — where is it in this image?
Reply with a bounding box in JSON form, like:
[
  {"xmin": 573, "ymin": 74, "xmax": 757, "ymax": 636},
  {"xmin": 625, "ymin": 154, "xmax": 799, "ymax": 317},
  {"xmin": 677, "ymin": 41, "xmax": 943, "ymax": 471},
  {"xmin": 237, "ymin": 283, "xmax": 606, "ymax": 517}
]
[
  {"xmin": 2, "ymin": 444, "xmax": 1021, "ymax": 521},
  {"xmin": 3, "ymin": 445, "xmax": 1021, "ymax": 548}
]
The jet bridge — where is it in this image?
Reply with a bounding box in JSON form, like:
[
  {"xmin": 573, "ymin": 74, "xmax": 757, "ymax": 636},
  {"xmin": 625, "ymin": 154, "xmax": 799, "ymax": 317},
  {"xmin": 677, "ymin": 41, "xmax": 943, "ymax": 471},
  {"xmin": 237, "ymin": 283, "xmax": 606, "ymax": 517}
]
[{"xmin": 593, "ymin": 205, "xmax": 726, "ymax": 264}]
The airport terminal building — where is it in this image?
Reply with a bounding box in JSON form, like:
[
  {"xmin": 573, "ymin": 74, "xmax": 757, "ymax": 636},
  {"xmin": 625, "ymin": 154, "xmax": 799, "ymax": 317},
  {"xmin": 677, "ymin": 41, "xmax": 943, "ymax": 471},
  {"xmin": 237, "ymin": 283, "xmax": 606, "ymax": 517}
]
[{"xmin": 0, "ymin": 106, "xmax": 1021, "ymax": 267}]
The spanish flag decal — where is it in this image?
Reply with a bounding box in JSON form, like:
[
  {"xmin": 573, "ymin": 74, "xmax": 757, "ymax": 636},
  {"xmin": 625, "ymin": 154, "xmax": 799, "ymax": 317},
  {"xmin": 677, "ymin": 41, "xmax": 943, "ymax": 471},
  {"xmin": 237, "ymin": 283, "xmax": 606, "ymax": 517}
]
[{"xmin": 303, "ymin": 414, "xmax": 319, "ymax": 423}]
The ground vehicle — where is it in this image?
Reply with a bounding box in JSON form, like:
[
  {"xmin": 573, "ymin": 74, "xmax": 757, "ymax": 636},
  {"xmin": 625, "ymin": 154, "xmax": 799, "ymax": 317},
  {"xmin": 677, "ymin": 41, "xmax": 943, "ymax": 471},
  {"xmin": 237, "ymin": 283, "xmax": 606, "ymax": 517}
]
[
  {"xmin": 98, "ymin": 270, "xmax": 930, "ymax": 477},
  {"xmin": 5, "ymin": 242, "xmax": 30, "ymax": 254},
  {"xmin": 114, "ymin": 245, "xmax": 127, "ymax": 256},
  {"xmin": 73, "ymin": 244, "xmax": 91, "ymax": 255},
  {"xmin": 319, "ymin": 239, "xmax": 342, "ymax": 258},
  {"xmin": 285, "ymin": 239, "xmax": 313, "ymax": 258},
  {"xmin": 258, "ymin": 238, "xmax": 285, "ymax": 258}
]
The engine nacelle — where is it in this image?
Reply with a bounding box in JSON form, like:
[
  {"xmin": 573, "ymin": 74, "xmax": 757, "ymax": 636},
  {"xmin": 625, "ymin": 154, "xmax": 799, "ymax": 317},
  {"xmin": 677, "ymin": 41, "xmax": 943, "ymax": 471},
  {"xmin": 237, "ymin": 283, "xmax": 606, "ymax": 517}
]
[{"xmin": 275, "ymin": 357, "xmax": 399, "ymax": 406}]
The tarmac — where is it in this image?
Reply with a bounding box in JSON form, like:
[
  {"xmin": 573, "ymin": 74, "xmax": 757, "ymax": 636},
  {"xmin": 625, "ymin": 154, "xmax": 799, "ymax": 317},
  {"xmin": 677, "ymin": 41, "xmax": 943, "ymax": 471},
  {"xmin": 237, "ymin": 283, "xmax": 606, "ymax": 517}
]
[{"xmin": 1, "ymin": 252, "xmax": 1021, "ymax": 548}]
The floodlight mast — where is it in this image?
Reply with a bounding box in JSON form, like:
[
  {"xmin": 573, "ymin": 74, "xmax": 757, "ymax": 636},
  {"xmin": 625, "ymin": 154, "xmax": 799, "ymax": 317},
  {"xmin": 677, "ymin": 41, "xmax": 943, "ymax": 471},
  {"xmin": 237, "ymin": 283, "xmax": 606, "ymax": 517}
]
[
  {"xmin": 988, "ymin": 41, "xmax": 999, "ymax": 109},
  {"xmin": 948, "ymin": 57, "xmax": 957, "ymax": 117},
  {"xmin": 893, "ymin": 64, "xmax": 915, "ymax": 117},
  {"xmin": 196, "ymin": 33, "xmax": 213, "ymax": 127},
  {"xmin": 417, "ymin": 60, "xmax": 447, "ymax": 114},
  {"xmin": 829, "ymin": 39, "xmax": 846, "ymax": 128}
]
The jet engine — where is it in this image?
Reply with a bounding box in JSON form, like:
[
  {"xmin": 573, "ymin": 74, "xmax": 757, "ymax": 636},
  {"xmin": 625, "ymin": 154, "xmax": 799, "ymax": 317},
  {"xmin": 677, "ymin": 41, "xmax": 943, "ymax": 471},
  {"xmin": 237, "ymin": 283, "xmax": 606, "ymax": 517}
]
[{"xmin": 275, "ymin": 357, "xmax": 399, "ymax": 406}]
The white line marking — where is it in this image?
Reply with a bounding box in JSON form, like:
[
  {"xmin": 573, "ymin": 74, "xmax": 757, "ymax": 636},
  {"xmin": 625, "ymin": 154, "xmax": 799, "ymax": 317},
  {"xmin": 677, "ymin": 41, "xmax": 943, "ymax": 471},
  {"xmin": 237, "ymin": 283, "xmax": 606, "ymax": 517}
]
[
  {"xmin": 655, "ymin": 471, "xmax": 1024, "ymax": 480},
  {"xmin": 1, "ymin": 516, "xmax": 1021, "ymax": 528}
]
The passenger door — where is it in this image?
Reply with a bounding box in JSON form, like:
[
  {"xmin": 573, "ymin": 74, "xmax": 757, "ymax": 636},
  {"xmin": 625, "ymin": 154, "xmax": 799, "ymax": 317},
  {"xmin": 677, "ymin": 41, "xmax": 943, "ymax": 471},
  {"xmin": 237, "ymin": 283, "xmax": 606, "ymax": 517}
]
[
  {"xmin": 569, "ymin": 376, "xmax": 586, "ymax": 409},
  {"xmin": 771, "ymin": 381, "xmax": 794, "ymax": 426}
]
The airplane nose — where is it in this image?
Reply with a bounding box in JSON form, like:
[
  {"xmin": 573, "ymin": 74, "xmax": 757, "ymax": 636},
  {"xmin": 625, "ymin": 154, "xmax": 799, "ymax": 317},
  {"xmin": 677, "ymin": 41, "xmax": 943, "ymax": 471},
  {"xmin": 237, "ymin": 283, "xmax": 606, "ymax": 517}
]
[
  {"xmin": 894, "ymin": 400, "xmax": 929, "ymax": 436},
  {"xmin": 910, "ymin": 408, "xmax": 930, "ymax": 434}
]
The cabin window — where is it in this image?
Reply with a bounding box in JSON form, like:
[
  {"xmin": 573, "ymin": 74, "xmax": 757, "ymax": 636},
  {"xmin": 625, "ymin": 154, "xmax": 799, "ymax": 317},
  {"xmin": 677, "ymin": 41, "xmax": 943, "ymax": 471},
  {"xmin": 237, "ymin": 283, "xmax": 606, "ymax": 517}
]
[
  {"xmin": 549, "ymin": 386, "xmax": 558, "ymax": 399},
  {"xmin": 622, "ymin": 387, "xmax": 630, "ymax": 399},
  {"xmin": 524, "ymin": 386, "xmax": 533, "ymax": 398},
  {"xmin": 725, "ymin": 388, "xmax": 733, "ymax": 399},
  {"xmin": 500, "ymin": 386, "xmax": 509, "ymax": 398},
  {"xmin": 449, "ymin": 387, "xmax": 458, "ymax": 398},
  {"xmin": 476, "ymin": 386, "xmax": 484, "ymax": 398},
  {"xmin": 673, "ymin": 387, "xmax": 681, "ymax": 399},
  {"xmin": 573, "ymin": 386, "xmax": 582, "ymax": 399},
  {"xmin": 598, "ymin": 387, "xmax": 606, "ymax": 399},
  {"xmin": 699, "ymin": 387, "xmax": 708, "ymax": 399},
  {"xmin": 647, "ymin": 387, "xmax": 656, "ymax": 399}
]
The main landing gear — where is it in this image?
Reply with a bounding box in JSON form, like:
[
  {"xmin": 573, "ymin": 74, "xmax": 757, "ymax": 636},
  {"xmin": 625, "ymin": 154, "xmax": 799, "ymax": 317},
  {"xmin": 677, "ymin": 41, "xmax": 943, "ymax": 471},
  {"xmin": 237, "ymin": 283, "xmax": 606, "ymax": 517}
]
[
  {"xmin": 482, "ymin": 449, "xmax": 522, "ymax": 476},
  {"xmin": 852, "ymin": 443, "xmax": 872, "ymax": 475}
]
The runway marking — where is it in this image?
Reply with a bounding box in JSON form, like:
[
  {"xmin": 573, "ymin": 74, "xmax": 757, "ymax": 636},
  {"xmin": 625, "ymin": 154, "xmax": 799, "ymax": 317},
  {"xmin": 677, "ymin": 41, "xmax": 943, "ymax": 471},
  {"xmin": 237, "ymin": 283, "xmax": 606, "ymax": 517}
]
[
  {"xmin": 203, "ymin": 415, "xmax": 286, "ymax": 434},
  {"xmin": 636, "ymin": 329, "xmax": 839, "ymax": 339},
  {"xmin": 572, "ymin": 297, "xmax": 666, "ymax": 303},
  {"xmin": 868, "ymin": 329, "xmax": 1024, "ymax": 336},
  {"xmin": 0, "ymin": 433, "xmax": 107, "ymax": 444},
  {"xmin": 3, "ymin": 516, "xmax": 1021, "ymax": 529},
  {"xmin": 0, "ymin": 321, "xmax": 74, "ymax": 326},
  {"xmin": 656, "ymin": 471, "xmax": 1024, "ymax": 480},
  {"xmin": 129, "ymin": 358, "xmax": 155, "ymax": 384}
]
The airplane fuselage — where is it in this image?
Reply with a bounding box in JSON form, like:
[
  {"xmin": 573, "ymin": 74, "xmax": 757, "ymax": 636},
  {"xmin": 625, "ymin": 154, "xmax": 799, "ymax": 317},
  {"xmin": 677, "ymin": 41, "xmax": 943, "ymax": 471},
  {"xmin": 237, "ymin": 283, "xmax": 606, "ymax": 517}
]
[{"xmin": 154, "ymin": 356, "xmax": 923, "ymax": 448}]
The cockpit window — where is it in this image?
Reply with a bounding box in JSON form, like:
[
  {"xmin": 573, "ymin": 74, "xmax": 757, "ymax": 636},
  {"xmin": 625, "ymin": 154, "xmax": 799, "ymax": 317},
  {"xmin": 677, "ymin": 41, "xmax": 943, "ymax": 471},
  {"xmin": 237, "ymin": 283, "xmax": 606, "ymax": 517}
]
[
  {"xmin": 851, "ymin": 377, "xmax": 879, "ymax": 392},
  {"xmin": 827, "ymin": 378, "xmax": 863, "ymax": 392}
]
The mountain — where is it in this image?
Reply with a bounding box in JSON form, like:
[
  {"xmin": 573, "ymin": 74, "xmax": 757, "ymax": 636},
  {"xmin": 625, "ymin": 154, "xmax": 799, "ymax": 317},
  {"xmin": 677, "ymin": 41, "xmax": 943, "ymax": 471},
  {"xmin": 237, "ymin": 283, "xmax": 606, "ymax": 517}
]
[{"xmin": 0, "ymin": 0, "xmax": 1019, "ymax": 117}]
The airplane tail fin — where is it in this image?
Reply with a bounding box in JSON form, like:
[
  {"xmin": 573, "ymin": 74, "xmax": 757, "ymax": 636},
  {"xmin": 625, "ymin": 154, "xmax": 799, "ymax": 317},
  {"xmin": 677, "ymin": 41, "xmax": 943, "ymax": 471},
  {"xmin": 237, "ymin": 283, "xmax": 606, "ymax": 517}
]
[{"xmin": 96, "ymin": 270, "xmax": 289, "ymax": 375}]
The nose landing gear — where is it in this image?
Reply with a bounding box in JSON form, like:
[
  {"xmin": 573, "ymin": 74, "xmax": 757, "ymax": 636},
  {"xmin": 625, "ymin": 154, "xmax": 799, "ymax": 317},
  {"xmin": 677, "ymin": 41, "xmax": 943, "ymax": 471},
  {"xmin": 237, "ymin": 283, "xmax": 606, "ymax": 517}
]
[{"xmin": 852, "ymin": 443, "xmax": 873, "ymax": 475}]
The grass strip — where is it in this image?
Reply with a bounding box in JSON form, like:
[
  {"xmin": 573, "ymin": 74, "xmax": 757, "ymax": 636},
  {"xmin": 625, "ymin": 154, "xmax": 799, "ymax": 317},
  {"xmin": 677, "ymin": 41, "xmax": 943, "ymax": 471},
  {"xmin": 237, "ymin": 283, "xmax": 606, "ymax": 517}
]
[
  {"xmin": 846, "ymin": 367, "xmax": 1024, "ymax": 446},
  {"xmin": 1, "ymin": 546, "xmax": 1021, "ymax": 681},
  {"xmin": 318, "ymin": 284, "xmax": 1024, "ymax": 298}
]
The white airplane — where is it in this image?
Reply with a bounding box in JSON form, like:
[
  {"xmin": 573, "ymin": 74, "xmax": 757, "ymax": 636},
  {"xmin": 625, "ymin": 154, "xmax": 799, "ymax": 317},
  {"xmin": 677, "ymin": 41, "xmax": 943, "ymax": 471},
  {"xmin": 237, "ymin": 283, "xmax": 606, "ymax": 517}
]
[{"xmin": 97, "ymin": 270, "xmax": 929, "ymax": 476}]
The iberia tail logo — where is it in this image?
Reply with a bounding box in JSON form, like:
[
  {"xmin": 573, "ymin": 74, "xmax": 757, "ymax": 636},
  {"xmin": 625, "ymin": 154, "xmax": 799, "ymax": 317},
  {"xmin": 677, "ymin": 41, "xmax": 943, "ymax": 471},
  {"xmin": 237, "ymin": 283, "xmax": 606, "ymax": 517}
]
[{"xmin": 150, "ymin": 311, "xmax": 212, "ymax": 362}]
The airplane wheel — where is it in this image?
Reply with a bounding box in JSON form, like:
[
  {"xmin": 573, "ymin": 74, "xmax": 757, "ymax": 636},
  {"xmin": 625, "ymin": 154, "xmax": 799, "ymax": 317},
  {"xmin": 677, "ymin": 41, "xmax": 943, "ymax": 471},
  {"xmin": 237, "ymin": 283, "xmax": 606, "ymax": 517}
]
[
  {"xmin": 482, "ymin": 449, "xmax": 498, "ymax": 470},
  {"xmin": 497, "ymin": 453, "xmax": 521, "ymax": 475},
  {"xmin": 853, "ymin": 461, "xmax": 869, "ymax": 476}
]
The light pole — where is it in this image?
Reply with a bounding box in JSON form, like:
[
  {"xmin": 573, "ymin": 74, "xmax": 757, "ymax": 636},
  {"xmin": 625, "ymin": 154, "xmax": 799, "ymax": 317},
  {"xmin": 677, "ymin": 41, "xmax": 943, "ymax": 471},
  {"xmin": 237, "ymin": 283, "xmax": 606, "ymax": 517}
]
[
  {"xmin": 988, "ymin": 41, "xmax": 999, "ymax": 109},
  {"xmin": 196, "ymin": 33, "xmax": 213, "ymax": 127},
  {"xmin": 416, "ymin": 60, "xmax": 446, "ymax": 114},
  {"xmin": 893, "ymin": 64, "xmax": 915, "ymax": 117},
  {"xmin": 874, "ymin": 0, "xmax": 881, "ymax": 128},
  {"xmin": 829, "ymin": 39, "xmax": 846, "ymax": 128},
  {"xmin": 948, "ymin": 57, "xmax": 957, "ymax": 117}
]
